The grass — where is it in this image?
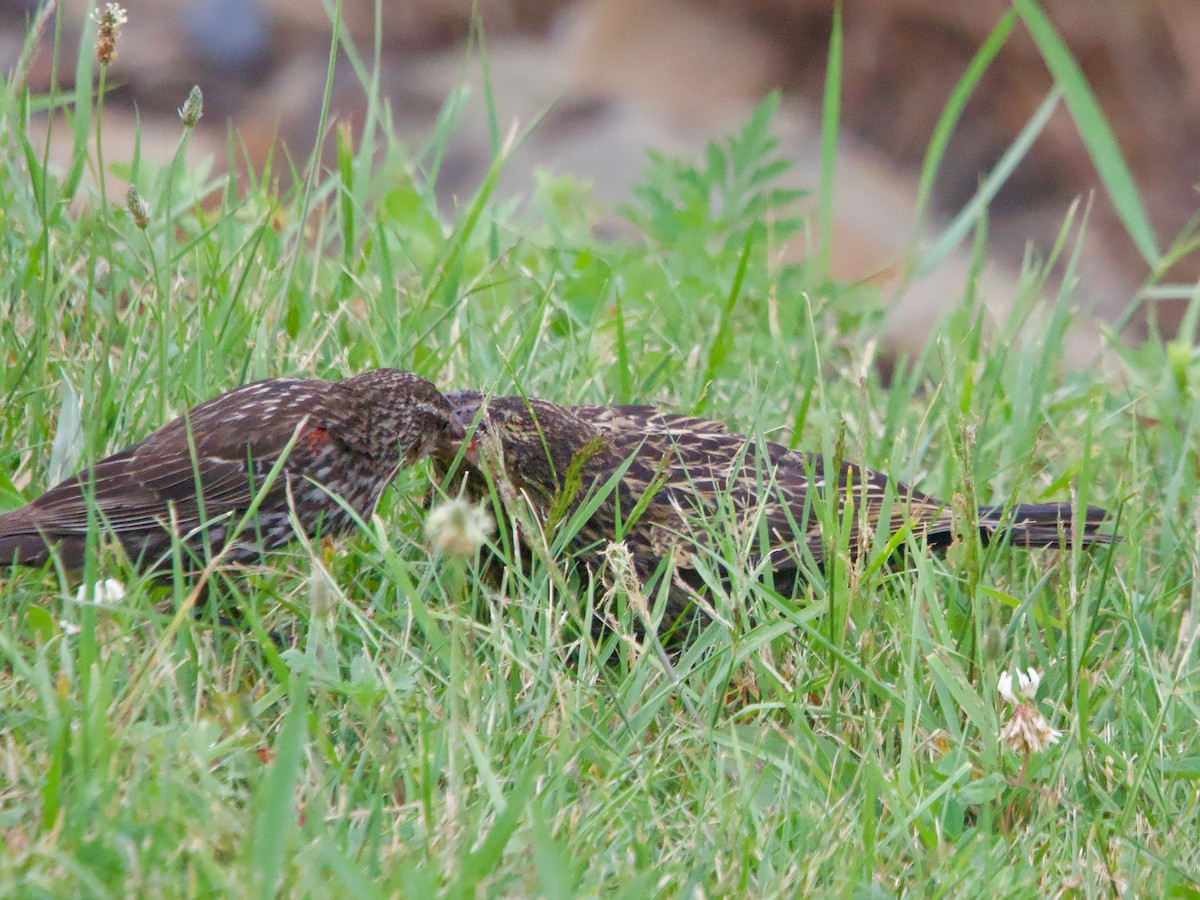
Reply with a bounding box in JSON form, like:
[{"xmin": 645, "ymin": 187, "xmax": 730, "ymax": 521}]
[{"xmin": 1, "ymin": 3, "xmax": 1198, "ymax": 896}]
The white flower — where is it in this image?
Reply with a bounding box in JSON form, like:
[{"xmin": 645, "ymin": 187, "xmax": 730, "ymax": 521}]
[
  {"xmin": 425, "ymin": 498, "xmax": 493, "ymax": 557},
  {"xmin": 91, "ymin": 3, "xmax": 128, "ymax": 26},
  {"xmin": 75, "ymin": 578, "xmax": 126, "ymax": 605},
  {"xmin": 998, "ymin": 667, "xmax": 1040, "ymax": 705},
  {"xmin": 997, "ymin": 667, "xmax": 1061, "ymax": 754}
]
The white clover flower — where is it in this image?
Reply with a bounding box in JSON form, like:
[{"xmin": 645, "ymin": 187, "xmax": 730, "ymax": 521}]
[
  {"xmin": 75, "ymin": 578, "xmax": 126, "ymax": 605},
  {"xmin": 426, "ymin": 498, "xmax": 493, "ymax": 557},
  {"xmin": 998, "ymin": 667, "xmax": 1040, "ymax": 705},
  {"xmin": 998, "ymin": 667, "xmax": 1061, "ymax": 754}
]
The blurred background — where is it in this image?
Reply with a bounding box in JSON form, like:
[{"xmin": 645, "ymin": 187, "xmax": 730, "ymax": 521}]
[{"xmin": 4, "ymin": 0, "xmax": 1199, "ymax": 364}]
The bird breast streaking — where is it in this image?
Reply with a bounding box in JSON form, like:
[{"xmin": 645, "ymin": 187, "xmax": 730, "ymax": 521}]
[
  {"xmin": 434, "ymin": 391, "xmax": 1116, "ymax": 626},
  {"xmin": 0, "ymin": 369, "xmax": 460, "ymax": 572}
]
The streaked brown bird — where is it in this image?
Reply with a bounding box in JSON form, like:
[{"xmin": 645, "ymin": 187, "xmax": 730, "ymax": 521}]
[
  {"xmin": 435, "ymin": 391, "xmax": 1116, "ymax": 630},
  {"xmin": 0, "ymin": 370, "xmax": 460, "ymax": 574}
]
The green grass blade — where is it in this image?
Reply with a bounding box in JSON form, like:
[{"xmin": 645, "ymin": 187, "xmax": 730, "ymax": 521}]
[{"xmin": 1013, "ymin": 0, "xmax": 1160, "ymax": 267}]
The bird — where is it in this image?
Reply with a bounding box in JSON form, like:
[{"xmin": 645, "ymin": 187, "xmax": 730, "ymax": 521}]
[
  {"xmin": 434, "ymin": 390, "xmax": 1116, "ymax": 632},
  {"xmin": 0, "ymin": 369, "xmax": 462, "ymax": 574}
]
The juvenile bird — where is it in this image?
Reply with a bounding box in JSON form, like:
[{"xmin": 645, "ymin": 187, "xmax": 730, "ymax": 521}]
[
  {"xmin": 0, "ymin": 370, "xmax": 460, "ymax": 574},
  {"xmin": 435, "ymin": 391, "xmax": 1116, "ymax": 630}
]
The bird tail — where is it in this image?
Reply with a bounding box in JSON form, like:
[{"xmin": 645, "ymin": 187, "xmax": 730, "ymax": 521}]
[{"xmin": 977, "ymin": 503, "xmax": 1118, "ymax": 547}]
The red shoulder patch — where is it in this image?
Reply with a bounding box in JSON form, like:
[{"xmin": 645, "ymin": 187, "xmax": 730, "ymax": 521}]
[{"xmin": 297, "ymin": 426, "xmax": 330, "ymax": 454}]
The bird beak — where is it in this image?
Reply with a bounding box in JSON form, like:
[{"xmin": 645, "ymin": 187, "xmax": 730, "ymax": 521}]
[
  {"xmin": 448, "ymin": 412, "xmax": 483, "ymax": 465},
  {"xmin": 437, "ymin": 410, "xmax": 480, "ymax": 466}
]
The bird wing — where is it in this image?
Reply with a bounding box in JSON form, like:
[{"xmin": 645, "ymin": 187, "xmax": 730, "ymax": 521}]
[
  {"xmin": 3, "ymin": 444, "xmax": 160, "ymax": 536},
  {"xmin": 752, "ymin": 448, "xmax": 952, "ymax": 564},
  {"xmin": 572, "ymin": 405, "xmax": 733, "ymax": 437},
  {"xmin": 19, "ymin": 379, "xmax": 337, "ymax": 538},
  {"xmin": 600, "ymin": 425, "xmax": 951, "ymax": 571}
]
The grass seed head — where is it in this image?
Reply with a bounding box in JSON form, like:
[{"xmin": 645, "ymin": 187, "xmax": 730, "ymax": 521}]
[{"xmin": 93, "ymin": 3, "xmax": 127, "ymax": 65}]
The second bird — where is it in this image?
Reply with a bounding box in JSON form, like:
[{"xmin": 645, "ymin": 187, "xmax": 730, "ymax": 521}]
[{"xmin": 435, "ymin": 391, "xmax": 1116, "ymax": 631}]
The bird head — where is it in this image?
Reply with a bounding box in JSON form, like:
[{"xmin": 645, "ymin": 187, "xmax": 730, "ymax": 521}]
[
  {"xmin": 439, "ymin": 394, "xmax": 604, "ymax": 493},
  {"xmin": 338, "ymin": 369, "xmax": 461, "ymax": 465}
]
